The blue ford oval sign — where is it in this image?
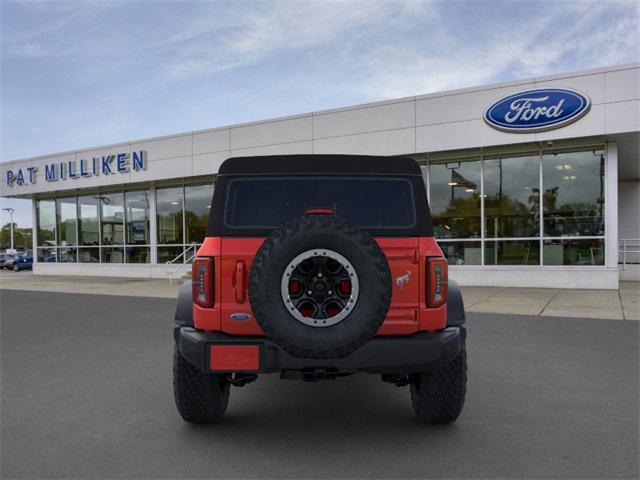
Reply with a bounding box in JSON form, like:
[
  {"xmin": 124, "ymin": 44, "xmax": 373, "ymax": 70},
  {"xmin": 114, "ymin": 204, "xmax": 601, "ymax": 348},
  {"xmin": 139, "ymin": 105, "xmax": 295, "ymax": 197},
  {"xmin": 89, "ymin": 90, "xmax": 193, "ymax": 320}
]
[{"xmin": 484, "ymin": 88, "xmax": 591, "ymax": 133}]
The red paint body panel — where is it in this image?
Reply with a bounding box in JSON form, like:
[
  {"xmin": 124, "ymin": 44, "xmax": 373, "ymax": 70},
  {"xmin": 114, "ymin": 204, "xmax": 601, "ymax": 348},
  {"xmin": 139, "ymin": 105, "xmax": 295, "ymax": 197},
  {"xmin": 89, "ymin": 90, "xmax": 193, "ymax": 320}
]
[
  {"xmin": 209, "ymin": 345, "xmax": 260, "ymax": 371},
  {"xmin": 193, "ymin": 235, "xmax": 447, "ymax": 335}
]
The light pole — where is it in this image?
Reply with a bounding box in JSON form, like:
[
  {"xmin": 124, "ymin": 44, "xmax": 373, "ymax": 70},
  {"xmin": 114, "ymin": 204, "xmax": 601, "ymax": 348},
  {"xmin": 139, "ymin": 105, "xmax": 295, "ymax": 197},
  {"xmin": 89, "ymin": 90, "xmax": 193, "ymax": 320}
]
[{"xmin": 2, "ymin": 207, "xmax": 15, "ymax": 251}]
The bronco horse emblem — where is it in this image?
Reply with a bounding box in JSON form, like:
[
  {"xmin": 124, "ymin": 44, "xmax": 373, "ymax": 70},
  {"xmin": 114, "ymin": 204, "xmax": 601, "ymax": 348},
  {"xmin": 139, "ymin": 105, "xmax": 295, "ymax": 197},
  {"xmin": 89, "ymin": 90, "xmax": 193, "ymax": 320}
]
[{"xmin": 395, "ymin": 270, "xmax": 412, "ymax": 289}]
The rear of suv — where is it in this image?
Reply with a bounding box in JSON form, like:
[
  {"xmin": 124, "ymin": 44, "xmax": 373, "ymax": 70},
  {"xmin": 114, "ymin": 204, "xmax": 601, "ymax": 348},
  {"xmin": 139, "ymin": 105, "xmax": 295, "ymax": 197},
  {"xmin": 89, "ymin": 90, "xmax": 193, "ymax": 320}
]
[{"xmin": 173, "ymin": 154, "xmax": 467, "ymax": 424}]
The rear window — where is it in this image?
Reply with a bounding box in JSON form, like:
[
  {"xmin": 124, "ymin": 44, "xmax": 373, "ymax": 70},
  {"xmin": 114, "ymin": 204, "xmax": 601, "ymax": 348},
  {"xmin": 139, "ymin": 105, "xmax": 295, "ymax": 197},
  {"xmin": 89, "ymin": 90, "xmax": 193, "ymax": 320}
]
[{"xmin": 224, "ymin": 176, "xmax": 416, "ymax": 229}]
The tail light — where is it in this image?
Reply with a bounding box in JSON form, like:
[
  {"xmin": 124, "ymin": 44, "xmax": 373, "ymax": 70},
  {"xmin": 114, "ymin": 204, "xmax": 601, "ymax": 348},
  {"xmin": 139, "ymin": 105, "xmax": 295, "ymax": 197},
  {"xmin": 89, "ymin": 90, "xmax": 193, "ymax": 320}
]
[
  {"xmin": 192, "ymin": 257, "xmax": 214, "ymax": 308},
  {"xmin": 427, "ymin": 257, "xmax": 448, "ymax": 308}
]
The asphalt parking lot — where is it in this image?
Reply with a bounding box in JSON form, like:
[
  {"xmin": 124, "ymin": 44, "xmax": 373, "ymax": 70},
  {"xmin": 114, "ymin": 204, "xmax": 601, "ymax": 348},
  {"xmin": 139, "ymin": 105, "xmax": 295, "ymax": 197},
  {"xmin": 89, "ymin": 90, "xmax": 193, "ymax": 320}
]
[{"xmin": 1, "ymin": 289, "xmax": 638, "ymax": 479}]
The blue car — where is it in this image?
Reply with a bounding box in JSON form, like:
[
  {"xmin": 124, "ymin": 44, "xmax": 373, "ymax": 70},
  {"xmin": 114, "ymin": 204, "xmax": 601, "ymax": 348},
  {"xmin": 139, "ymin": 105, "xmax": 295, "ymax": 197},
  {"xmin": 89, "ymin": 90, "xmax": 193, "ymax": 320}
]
[{"xmin": 12, "ymin": 252, "xmax": 33, "ymax": 271}]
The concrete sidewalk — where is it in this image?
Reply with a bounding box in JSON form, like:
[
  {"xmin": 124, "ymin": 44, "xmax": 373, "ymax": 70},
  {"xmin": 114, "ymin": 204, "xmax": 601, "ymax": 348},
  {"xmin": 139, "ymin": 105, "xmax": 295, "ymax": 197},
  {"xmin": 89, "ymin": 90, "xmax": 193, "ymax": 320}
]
[
  {"xmin": 1, "ymin": 270, "xmax": 638, "ymax": 320},
  {"xmin": 463, "ymin": 283, "xmax": 639, "ymax": 320}
]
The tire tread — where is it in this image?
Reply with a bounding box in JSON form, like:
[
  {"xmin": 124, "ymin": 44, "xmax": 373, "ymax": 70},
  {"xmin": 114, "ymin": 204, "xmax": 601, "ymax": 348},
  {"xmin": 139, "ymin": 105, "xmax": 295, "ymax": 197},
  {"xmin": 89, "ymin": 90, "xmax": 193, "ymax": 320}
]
[
  {"xmin": 410, "ymin": 345, "xmax": 467, "ymax": 424},
  {"xmin": 173, "ymin": 345, "xmax": 230, "ymax": 423}
]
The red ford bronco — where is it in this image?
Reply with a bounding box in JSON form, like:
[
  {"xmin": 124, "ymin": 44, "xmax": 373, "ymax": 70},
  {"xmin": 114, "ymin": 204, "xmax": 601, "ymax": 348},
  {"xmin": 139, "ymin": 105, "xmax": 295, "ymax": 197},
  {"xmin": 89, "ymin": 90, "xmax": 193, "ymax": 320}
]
[{"xmin": 173, "ymin": 155, "xmax": 467, "ymax": 424}]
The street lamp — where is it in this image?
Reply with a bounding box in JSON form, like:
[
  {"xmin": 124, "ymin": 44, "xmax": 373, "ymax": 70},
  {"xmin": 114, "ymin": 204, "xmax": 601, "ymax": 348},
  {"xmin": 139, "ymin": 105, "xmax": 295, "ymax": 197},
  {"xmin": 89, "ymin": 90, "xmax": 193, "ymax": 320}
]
[{"xmin": 2, "ymin": 207, "xmax": 15, "ymax": 251}]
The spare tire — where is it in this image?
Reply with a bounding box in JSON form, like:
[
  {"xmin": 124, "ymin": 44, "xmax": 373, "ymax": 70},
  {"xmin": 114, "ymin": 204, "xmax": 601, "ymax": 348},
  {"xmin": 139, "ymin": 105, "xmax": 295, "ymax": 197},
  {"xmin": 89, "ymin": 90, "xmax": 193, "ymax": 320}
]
[{"xmin": 249, "ymin": 214, "xmax": 391, "ymax": 359}]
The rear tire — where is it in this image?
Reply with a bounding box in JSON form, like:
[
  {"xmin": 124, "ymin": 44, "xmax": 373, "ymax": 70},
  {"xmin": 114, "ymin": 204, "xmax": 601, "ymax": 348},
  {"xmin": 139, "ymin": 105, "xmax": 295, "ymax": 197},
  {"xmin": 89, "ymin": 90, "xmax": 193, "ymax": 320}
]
[
  {"xmin": 173, "ymin": 345, "xmax": 230, "ymax": 424},
  {"xmin": 410, "ymin": 345, "xmax": 467, "ymax": 424},
  {"xmin": 13, "ymin": 264, "xmax": 19, "ymax": 272}
]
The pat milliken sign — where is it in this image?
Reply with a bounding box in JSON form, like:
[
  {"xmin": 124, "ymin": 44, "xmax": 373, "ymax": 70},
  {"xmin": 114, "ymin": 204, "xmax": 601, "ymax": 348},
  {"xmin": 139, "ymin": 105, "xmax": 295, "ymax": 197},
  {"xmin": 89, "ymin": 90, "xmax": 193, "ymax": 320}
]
[
  {"xmin": 5, "ymin": 150, "xmax": 147, "ymax": 187},
  {"xmin": 484, "ymin": 88, "xmax": 591, "ymax": 133}
]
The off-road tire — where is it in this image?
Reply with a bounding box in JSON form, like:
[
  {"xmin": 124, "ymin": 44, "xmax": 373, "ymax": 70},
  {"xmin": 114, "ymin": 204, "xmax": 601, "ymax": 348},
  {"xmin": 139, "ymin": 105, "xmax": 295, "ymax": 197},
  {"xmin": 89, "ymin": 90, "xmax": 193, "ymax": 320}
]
[
  {"xmin": 12, "ymin": 264, "xmax": 19, "ymax": 272},
  {"xmin": 249, "ymin": 214, "xmax": 391, "ymax": 359},
  {"xmin": 173, "ymin": 345, "xmax": 230, "ymax": 424},
  {"xmin": 410, "ymin": 343, "xmax": 467, "ymax": 424}
]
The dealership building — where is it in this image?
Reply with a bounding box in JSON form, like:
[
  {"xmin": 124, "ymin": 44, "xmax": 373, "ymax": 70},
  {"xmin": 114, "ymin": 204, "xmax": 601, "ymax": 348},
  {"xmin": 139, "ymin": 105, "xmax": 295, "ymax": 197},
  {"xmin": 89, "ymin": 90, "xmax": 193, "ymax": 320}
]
[{"xmin": 1, "ymin": 63, "xmax": 638, "ymax": 289}]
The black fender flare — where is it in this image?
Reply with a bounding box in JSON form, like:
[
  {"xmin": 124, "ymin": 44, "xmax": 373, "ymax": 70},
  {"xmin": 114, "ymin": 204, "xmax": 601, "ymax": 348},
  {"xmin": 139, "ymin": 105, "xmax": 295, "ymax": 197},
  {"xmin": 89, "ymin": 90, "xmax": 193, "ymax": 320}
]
[
  {"xmin": 175, "ymin": 280, "xmax": 193, "ymax": 327},
  {"xmin": 447, "ymin": 279, "xmax": 465, "ymax": 326}
]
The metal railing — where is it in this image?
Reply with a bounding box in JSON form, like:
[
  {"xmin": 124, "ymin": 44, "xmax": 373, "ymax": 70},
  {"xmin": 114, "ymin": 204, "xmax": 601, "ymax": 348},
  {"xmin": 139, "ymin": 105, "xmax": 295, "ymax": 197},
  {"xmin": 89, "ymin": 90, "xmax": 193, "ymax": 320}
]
[
  {"xmin": 619, "ymin": 239, "xmax": 640, "ymax": 269},
  {"xmin": 166, "ymin": 243, "xmax": 199, "ymax": 280}
]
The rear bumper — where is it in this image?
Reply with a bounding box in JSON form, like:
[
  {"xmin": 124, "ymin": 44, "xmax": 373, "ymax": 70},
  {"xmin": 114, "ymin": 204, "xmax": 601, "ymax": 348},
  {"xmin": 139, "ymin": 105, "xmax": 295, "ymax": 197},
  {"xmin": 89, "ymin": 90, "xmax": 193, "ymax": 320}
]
[{"xmin": 174, "ymin": 326, "xmax": 464, "ymax": 375}]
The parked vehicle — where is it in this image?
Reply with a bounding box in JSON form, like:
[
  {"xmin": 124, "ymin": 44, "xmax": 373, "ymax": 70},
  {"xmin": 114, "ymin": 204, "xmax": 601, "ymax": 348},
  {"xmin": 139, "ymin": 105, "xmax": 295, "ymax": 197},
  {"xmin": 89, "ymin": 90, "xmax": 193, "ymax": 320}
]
[
  {"xmin": 0, "ymin": 253, "xmax": 15, "ymax": 269},
  {"xmin": 11, "ymin": 251, "xmax": 33, "ymax": 271},
  {"xmin": 173, "ymin": 155, "xmax": 467, "ymax": 424}
]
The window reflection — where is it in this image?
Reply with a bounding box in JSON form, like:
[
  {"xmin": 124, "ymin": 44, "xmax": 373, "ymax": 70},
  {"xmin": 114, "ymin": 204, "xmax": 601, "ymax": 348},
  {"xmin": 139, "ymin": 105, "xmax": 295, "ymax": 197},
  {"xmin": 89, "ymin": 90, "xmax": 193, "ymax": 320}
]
[
  {"xmin": 126, "ymin": 246, "xmax": 150, "ymax": 263},
  {"xmin": 37, "ymin": 200, "xmax": 56, "ymax": 246},
  {"xmin": 185, "ymin": 184, "xmax": 214, "ymax": 244},
  {"xmin": 78, "ymin": 247, "xmax": 99, "ymax": 263},
  {"xmin": 485, "ymin": 240, "xmax": 540, "ymax": 265},
  {"xmin": 544, "ymin": 239, "xmax": 604, "ymax": 265},
  {"xmin": 158, "ymin": 246, "xmax": 184, "ymax": 264},
  {"xmin": 429, "ymin": 160, "xmax": 481, "ymax": 238},
  {"xmin": 438, "ymin": 241, "xmax": 481, "ymax": 265},
  {"xmin": 37, "ymin": 247, "xmax": 56, "ymax": 262},
  {"xmin": 542, "ymin": 150, "xmax": 605, "ymax": 237},
  {"xmin": 101, "ymin": 193, "xmax": 124, "ymax": 245},
  {"xmin": 101, "ymin": 246, "xmax": 124, "ymax": 263},
  {"xmin": 125, "ymin": 190, "xmax": 150, "ymax": 245},
  {"xmin": 58, "ymin": 247, "xmax": 76, "ymax": 263},
  {"xmin": 56, "ymin": 197, "xmax": 77, "ymax": 246},
  {"xmin": 484, "ymin": 155, "xmax": 539, "ymax": 238},
  {"xmin": 78, "ymin": 196, "xmax": 99, "ymax": 246},
  {"xmin": 157, "ymin": 187, "xmax": 183, "ymax": 244}
]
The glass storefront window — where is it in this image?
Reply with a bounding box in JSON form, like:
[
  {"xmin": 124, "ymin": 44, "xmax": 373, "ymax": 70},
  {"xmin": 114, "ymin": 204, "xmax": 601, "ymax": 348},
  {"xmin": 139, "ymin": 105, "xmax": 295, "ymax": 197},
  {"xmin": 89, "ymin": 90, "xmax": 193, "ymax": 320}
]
[
  {"xmin": 484, "ymin": 154, "xmax": 540, "ymax": 238},
  {"xmin": 101, "ymin": 193, "xmax": 124, "ymax": 245},
  {"xmin": 125, "ymin": 190, "xmax": 150, "ymax": 245},
  {"xmin": 78, "ymin": 196, "xmax": 99, "ymax": 246},
  {"xmin": 101, "ymin": 246, "xmax": 124, "ymax": 263},
  {"xmin": 56, "ymin": 197, "xmax": 77, "ymax": 247},
  {"xmin": 429, "ymin": 160, "xmax": 481, "ymax": 238},
  {"xmin": 485, "ymin": 240, "xmax": 540, "ymax": 265},
  {"xmin": 126, "ymin": 246, "xmax": 150, "ymax": 263},
  {"xmin": 543, "ymin": 238, "xmax": 604, "ymax": 265},
  {"xmin": 157, "ymin": 187, "xmax": 184, "ymax": 244},
  {"xmin": 438, "ymin": 241, "xmax": 482, "ymax": 266},
  {"xmin": 158, "ymin": 246, "xmax": 184, "ymax": 264},
  {"xmin": 58, "ymin": 247, "xmax": 76, "ymax": 263},
  {"xmin": 37, "ymin": 200, "xmax": 56, "ymax": 246},
  {"xmin": 423, "ymin": 147, "xmax": 605, "ymax": 268},
  {"xmin": 542, "ymin": 150, "xmax": 605, "ymax": 237},
  {"xmin": 78, "ymin": 247, "xmax": 99, "ymax": 263},
  {"xmin": 185, "ymin": 184, "xmax": 213, "ymax": 244},
  {"xmin": 37, "ymin": 246, "xmax": 56, "ymax": 262}
]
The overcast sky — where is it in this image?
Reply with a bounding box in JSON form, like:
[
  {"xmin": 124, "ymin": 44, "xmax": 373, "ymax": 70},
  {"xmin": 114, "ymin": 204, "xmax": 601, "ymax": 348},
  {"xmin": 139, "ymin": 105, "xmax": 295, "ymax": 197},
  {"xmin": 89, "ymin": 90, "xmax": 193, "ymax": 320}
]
[{"xmin": 1, "ymin": 0, "xmax": 639, "ymax": 227}]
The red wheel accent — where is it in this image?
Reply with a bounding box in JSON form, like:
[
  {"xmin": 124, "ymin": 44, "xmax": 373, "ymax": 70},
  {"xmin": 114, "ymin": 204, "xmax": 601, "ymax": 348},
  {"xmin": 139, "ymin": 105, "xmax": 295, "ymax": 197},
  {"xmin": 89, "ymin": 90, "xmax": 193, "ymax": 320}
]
[
  {"xmin": 300, "ymin": 303, "xmax": 314, "ymax": 318},
  {"xmin": 339, "ymin": 280, "xmax": 351, "ymax": 294},
  {"xmin": 326, "ymin": 304, "xmax": 341, "ymax": 317},
  {"xmin": 289, "ymin": 279, "xmax": 301, "ymax": 294}
]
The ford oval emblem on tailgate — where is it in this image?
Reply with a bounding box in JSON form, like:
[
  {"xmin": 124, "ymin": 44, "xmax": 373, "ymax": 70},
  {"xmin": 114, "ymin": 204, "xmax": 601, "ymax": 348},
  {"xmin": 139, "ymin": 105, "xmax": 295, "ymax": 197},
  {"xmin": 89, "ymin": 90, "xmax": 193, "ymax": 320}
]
[{"xmin": 230, "ymin": 312, "xmax": 250, "ymax": 321}]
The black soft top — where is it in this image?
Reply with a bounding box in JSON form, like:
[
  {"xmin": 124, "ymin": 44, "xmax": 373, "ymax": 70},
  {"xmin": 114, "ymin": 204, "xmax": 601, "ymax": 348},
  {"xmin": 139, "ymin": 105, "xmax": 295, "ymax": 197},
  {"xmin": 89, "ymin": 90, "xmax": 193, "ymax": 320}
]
[
  {"xmin": 218, "ymin": 155, "xmax": 423, "ymax": 176},
  {"xmin": 208, "ymin": 154, "xmax": 432, "ymax": 237}
]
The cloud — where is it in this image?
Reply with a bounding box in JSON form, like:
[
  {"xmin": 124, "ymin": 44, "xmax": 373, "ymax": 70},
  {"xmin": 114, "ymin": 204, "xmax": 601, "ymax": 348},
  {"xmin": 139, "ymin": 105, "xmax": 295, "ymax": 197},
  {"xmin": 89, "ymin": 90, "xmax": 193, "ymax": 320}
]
[
  {"xmin": 1, "ymin": 0, "xmax": 638, "ymax": 164},
  {"xmin": 351, "ymin": 0, "xmax": 640, "ymax": 99},
  {"xmin": 163, "ymin": 1, "xmax": 402, "ymax": 80}
]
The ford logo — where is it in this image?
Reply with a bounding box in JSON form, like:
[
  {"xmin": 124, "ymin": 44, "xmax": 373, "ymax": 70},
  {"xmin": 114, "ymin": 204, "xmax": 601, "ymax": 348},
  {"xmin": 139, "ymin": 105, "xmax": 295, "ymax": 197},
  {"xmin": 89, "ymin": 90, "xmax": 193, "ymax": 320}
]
[
  {"xmin": 484, "ymin": 88, "xmax": 591, "ymax": 133},
  {"xmin": 230, "ymin": 312, "xmax": 250, "ymax": 321}
]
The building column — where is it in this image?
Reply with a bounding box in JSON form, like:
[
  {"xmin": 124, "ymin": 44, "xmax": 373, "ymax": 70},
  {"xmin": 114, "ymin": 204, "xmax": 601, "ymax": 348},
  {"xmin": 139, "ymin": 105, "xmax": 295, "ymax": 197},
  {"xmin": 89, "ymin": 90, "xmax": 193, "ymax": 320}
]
[
  {"xmin": 605, "ymin": 142, "xmax": 619, "ymax": 273},
  {"xmin": 149, "ymin": 185, "xmax": 158, "ymax": 264}
]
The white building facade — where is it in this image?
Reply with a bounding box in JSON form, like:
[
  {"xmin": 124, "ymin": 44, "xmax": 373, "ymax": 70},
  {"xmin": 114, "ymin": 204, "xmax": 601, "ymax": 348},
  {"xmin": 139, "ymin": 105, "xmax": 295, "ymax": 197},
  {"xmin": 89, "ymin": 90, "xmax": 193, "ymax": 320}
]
[{"xmin": 1, "ymin": 63, "xmax": 639, "ymax": 289}]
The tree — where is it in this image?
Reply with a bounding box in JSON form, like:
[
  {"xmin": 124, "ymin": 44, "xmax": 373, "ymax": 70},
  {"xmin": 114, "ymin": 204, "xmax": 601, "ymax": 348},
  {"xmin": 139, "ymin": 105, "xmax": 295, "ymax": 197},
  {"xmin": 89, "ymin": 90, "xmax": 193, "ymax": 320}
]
[{"xmin": 0, "ymin": 223, "xmax": 32, "ymax": 251}]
